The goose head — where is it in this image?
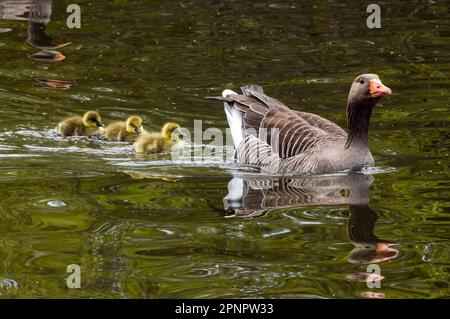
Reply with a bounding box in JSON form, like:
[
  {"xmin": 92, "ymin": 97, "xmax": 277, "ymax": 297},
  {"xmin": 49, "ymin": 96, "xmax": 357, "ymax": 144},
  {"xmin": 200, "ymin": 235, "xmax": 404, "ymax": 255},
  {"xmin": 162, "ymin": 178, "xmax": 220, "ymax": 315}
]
[
  {"xmin": 82, "ymin": 111, "xmax": 105, "ymax": 128},
  {"xmin": 347, "ymin": 74, "xmax": 391, "ymax": 109},
  {"xmin": 126, "ymin": 116, "xmax": 143, "ymax": 134},
  {"xmin": 161, "ymin": 122, "xmax": 184, "ymax": 141},
  {"xmin": 345, "ymin": 74, "xmax": 391, "ymax": 148}
]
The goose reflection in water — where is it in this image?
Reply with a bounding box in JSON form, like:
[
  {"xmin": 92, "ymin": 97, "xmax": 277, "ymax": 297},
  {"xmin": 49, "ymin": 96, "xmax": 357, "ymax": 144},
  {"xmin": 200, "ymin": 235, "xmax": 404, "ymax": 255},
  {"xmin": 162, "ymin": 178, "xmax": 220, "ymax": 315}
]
[
  {"xmin": 223, "ymin": 173, "xmax": 399, "ymax": 297},
  {"xmin": 0, "ymin": 0, "xmax": 70, "ymax": 61}
]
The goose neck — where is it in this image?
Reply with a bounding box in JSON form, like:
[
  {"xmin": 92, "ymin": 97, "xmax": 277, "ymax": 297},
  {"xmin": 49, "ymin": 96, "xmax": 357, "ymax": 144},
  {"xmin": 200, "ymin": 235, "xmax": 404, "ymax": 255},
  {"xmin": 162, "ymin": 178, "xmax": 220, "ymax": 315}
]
[{"xmin": 345, "ymin": 102, "xmax": 374, "ymax": 149}]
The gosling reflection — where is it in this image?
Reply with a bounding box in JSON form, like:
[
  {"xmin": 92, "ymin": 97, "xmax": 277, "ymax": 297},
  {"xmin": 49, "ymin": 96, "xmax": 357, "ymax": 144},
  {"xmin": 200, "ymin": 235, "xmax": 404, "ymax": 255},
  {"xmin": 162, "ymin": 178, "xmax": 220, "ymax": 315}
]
[
  {"xmin": 223, "ymin": 173, "xmax": 399, "ymax": 292},
  {"xmin": 0, "ymin": 0, "xmax": 70, "ymax": 61}
]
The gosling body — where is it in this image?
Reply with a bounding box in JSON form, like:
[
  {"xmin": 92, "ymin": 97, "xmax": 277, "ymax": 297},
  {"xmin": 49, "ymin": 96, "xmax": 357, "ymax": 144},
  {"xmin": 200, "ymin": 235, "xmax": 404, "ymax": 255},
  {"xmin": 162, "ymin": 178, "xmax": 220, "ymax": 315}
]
[
  {"xmin": 134, "ymin": 122, "xmax": 183, "ymax": 154},
  {"xmin": 57, "ymin": 111, "xmax": 105, "ymax": 137},
  {"xmin": 105, "ymin": 116, "xmax": 143, "ymax": 142}
]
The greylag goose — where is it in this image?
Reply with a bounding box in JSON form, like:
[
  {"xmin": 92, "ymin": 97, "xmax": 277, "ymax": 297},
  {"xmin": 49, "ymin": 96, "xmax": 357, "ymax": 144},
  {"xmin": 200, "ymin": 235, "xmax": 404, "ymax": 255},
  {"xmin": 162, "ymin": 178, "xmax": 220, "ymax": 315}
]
[{"xmin": 208, "ymin": 74, "xmax": 391, "ymax": 174}]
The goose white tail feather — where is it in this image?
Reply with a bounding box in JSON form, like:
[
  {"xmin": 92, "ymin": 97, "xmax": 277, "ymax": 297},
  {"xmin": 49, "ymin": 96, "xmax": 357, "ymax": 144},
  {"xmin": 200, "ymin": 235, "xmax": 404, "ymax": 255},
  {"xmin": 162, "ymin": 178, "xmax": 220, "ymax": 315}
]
[
  {"xmin": 222, "ymin": 89, "xmax": 244, "ymax": 147},
  {"xmin": 222, "ymin": 89, "xmax": 238, "ymax": 97}
]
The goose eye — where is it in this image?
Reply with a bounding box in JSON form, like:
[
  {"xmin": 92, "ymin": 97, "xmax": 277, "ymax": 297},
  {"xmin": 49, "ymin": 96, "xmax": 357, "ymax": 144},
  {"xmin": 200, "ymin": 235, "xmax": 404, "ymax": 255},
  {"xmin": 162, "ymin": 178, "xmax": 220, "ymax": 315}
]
[{"xmin": 359, "ymin": 79, "xmax": 365, "ymax": 84}]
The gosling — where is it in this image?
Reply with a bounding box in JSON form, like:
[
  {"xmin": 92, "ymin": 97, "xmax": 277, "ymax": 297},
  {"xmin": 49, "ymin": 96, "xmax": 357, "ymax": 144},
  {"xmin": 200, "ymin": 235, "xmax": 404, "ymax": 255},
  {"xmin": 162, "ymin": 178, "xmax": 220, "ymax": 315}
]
[
  {"xmin": 133, "ymin": 122, "xmax": 184, "ymax": 154},
  {"xmin": 57, "ymin": 111, "xmax": 105, "ymax": 136},
  {"xmin": 104, "ymin": 115, "xmax": 144, "ymax": 142}
]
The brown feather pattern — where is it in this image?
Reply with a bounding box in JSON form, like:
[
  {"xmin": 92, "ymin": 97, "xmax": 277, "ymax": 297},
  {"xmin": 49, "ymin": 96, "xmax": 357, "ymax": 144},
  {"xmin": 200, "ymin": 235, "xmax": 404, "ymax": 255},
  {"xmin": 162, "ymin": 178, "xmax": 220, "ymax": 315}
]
[{"xmin": 219, "ymin": 87, "xmax": 349, "ymax": 173}]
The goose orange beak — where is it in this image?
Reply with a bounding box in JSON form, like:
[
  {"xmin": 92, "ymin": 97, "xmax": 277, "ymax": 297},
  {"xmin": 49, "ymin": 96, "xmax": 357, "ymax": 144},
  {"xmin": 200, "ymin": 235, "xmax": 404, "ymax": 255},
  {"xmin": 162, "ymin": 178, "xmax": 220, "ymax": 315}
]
[{"xmin": 370, "ymin": 79, "xmax": 392, "ymax": 98}]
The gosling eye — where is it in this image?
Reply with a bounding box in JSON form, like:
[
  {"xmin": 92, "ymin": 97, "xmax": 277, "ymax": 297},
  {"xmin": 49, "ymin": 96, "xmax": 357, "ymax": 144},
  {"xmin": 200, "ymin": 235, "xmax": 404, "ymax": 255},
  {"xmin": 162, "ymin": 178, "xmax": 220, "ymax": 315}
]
[{"xmin": 359, "ymin": 79, "xmax": 365, "ymax": 85}]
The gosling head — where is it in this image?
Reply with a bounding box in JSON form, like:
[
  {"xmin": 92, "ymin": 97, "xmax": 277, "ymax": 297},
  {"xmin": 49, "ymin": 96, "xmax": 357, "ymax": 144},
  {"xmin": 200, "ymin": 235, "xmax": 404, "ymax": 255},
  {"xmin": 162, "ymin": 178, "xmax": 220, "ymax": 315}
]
[
  {"xmin": 161, "ymin": 122, "xmax": 184, "ymax": 141},
  {"xmin": 82, "ymin": 111, "xmax": 105, "ymax": 128},
  {"xmin": 126, "ymin": 116, "xmax": 143, "ymax": 134}
]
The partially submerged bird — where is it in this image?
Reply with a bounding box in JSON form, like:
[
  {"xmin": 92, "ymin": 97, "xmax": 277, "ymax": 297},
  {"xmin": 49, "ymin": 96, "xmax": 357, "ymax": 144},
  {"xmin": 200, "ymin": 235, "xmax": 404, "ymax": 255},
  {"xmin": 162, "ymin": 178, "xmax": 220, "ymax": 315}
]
[
  {"xmin": 208, "ymin": 74, "xmax": 391, "ymax": 174},
  {"xmin": 133, "ymin": 122, "xmax": 184, "ymax": 154},
  {"xmin": 56, "ymin": 111, "xmax": 105, "ymax": 137},
  {"xmin": 104, "ymin": 115, "xmax": 144, "ymax": 142}
]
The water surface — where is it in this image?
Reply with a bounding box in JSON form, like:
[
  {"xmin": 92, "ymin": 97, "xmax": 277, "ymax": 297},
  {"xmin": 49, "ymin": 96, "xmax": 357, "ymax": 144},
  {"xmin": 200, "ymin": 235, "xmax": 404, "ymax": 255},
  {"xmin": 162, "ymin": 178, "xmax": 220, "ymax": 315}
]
[{"xmin": 0, "ymin": 0, "xmax": 449, "ymax": 298}]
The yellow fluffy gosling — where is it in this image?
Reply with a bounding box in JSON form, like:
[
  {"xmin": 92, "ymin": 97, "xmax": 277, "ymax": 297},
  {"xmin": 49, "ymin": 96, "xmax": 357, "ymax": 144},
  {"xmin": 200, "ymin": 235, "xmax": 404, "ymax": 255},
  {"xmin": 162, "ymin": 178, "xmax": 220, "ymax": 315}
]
[
  {"xmin": 104, "ymin": 115, "xmax": 144, "ymax": 142},
  {"xmin": 57, "ymin": 111, "xmax": 105, "ymax": 136},
  {"xmin": 133, "ymin": 122, "xmax": 184, "ymax": 154}
]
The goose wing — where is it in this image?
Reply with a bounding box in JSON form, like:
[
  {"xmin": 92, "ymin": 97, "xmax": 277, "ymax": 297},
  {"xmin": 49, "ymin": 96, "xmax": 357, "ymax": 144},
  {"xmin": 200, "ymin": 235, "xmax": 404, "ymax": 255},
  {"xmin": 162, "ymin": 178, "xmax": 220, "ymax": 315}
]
[
  {"xmin": 215, "ymin": 87, "xmax": 345, "ymax": 158},
  {"xmin": 293, "ymin": 111, "xmax": 347, "ymax": 138}
]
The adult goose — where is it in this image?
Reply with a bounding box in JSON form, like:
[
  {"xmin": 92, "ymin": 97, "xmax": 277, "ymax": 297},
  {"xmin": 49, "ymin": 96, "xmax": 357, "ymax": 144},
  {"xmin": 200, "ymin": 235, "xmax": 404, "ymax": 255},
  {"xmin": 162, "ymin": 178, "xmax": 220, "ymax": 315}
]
[{"xmin": 208, "ymin": 74, "xmax": 391, "ymax": 174}]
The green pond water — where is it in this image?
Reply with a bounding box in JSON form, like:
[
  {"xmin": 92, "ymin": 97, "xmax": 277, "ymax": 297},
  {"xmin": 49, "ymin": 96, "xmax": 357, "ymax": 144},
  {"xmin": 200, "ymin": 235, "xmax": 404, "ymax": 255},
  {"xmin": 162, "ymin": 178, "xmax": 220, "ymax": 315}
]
[{"xmin": 0, "ymin": 0, "xmax": 449, "ymax": 298}]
